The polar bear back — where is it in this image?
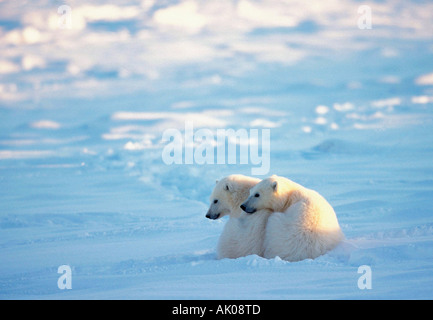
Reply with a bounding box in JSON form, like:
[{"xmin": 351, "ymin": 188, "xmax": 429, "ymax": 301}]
[
  {"xmin": 261, "ymin": 178, "xmax": 344, "ymax": 262},
  {"xmin": 264, "ymin": 189, "xmax": 344, "ymax": 261}
]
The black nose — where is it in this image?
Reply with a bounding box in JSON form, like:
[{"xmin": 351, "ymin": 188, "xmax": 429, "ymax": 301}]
[{"xmin": 240, "ymin": 204, "xmax": 246, "ymax": 211}]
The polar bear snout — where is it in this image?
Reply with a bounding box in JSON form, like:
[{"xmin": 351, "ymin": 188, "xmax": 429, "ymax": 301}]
[
  {"xmin": 206, "ymin": 212, "xmax": 220, "ymax": 220},
  {"xmin": 205, "ymin": 209, "xmax": 220, "ymax": 220},
  {"xmin": 240, "ymin": 201, "xmax": 256, "ymax": 214}
]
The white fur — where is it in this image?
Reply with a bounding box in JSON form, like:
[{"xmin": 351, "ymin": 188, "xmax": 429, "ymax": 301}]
[
  {"xmin": 217, "ymin": 209, "xmax": 272, "ymax": 259},
  {"xmin": 248, "ymin": 175, "xmax": 345, "ymax": 262}
]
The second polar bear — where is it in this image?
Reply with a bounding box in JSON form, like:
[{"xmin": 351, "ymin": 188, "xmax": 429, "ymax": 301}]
[
  {"xmin": 241, "ymin": 175, "xmax": 344, "ymax": 262},
  {"xmin": 206, "ymin": 174, "xmax": 272, "ymax": 259}
]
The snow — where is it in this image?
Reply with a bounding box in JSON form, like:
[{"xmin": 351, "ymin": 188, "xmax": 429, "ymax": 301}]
[{"xmin": 1, "ymin": 0, "xmax": 433, "ymax": 300}]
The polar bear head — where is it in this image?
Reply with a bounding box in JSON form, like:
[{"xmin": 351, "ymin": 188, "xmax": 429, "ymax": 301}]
[
  {"xmin": 206, "ymin": 174, "xmax": 260, "ymax": 220},
  {"xmin": 240, "ymin": 175, "xmax": 294, "ymax": 214}
]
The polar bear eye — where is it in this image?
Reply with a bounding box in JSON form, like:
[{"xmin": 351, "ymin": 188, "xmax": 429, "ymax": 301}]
[
  {"xmin": 254, "ymin": 193, "xmax": 260, "ymax": 198},
  {"xmin": 213, "ymin": 199, "xmax": 218, "ymax": 204}
]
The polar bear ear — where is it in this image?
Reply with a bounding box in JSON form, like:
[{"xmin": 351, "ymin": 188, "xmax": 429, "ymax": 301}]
[
  {"xmin": 271, "ymin": 181, "xmax": 278, "ymax": 191},
  {"xmin": 215, "ymin": 179, "xmax": 219, "ymax": 184}
]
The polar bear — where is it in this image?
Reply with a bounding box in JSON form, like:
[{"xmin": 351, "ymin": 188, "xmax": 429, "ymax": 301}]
[
  {"xmin": 240, "ymin": 175, "xmax": 344, "ymax": 262},
  {"xmin": 205, "ymin": 174, "xmax": 272, "ymax": 259}
]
